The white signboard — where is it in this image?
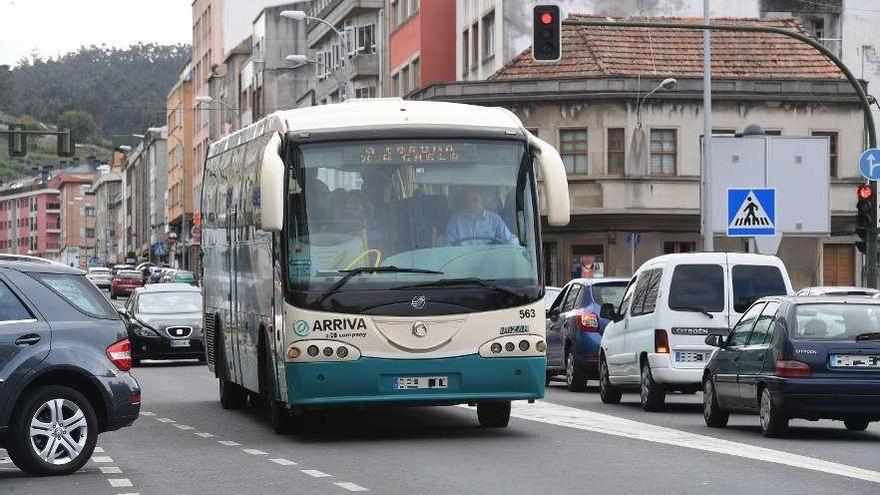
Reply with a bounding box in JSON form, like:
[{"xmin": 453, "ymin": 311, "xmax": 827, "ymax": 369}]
[{"xmin": 707, "ymin": 136, "xmax": 830, "ymax": 236}]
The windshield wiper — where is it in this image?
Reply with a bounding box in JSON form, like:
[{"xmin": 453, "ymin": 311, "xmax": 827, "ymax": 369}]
[
  {"xmin": 673, "ymin": 306, "xmax": 714, "ymax": 318},
  {"xmin": 316, "ymin": 266, "xmax": 444, "ymax": 305},
  {"xmin": 392, "ymin": 277, "xmax": 525, "ymax": 298},
  {"xmin": 855, "ymin": 332, "xmax": 880, "ymax": 341}
]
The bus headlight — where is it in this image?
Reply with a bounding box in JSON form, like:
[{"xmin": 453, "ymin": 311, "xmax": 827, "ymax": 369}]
[
  {"xmin": 479, "ymin": 335, "xmax": 546, "ymax": 358},
  {"xmin": 288, "ymin": 340, "xmax": 361, "ymax": 362}
]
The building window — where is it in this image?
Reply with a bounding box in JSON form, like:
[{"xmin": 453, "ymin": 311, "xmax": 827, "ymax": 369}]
[
  {"xmin": 811, "ymin": 18, "xmax": 825, "ymax": 40},
  {"xmin": 650, "ymin": 129, "xmax": 677, "ymax": 175},
  {"xmin": 410, "ymin": 57, "xmax": 420, "ymax": 90},
  {"xmin": 470, "ymin": 23, "xmax": 479, "ymax": 69},
  {"xmin": 392, "ymin": 73, "xmax": 400, "ymax": 97},
  {"xmin": 570, "ymin": 245, "xmax": 605, "ymax": 279},
  {"xmin": 357, "ymin": 24, "xmax": 375, "ymax": 54},
  {"xmin": 401, "ymin": 65, "xmax": 410, "ymax": 95},
  {"xmin": 355, "ymin": 86, "xmax": 376, "ymax": 99},
  {"xmin": 607, "ymin": 128, "xmax": 625, "ymax": 175},
  {"xmin": 482, "ymin": 10, "xmax": 495, "ymax": 60},
  {"xmin": 764, "ymin": 129, "xmax": 782, "ymax": 136},
  {"xmin": 812, "ymin": 131, "xmax": 838, "ymax": 177},
  {"xmin": 559, "ymin": 129, "xmax": 588, "ymax": 175},
  {"xmin": 85, "ymin": 228, "xmax": 95, "ymax": 239},
  {"xmin": 461, "ymin": 31, "xmax": 469, "ymax": 76},
  {"xmin": 85, "ymin": 206, "xmax": 96, "ymax": 217},
  {"xmin": 664, "ymin": 241, "xmax": 696, "ymax": 254},
  {"xmin": 712, "ymin": 128, "xmax": 736, "ymax": 136}
]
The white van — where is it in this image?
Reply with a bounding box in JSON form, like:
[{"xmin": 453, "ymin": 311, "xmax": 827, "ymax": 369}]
[{"xmin": 598, "ymin": 253, "xmax": 793, "ymax": 411}]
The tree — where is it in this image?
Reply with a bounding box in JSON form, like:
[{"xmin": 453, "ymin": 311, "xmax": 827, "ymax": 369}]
[
  {"xmin": 0, "ymin": 65, "xmax": 9, "ymax": 111},
  {"xmin": 16, "ymin": 114, "xmax": 40, "ymax": 130},
  {"xmin": 57, "ymin": 109, "xmax": 97, "ymax": 143}
]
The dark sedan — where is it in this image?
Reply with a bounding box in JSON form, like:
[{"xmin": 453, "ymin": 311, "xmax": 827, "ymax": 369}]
[
  {"xmin": 120, "ymin": 284, "xmax": 204, "ymax": 364},
  {"xmin": 0, "ymin": 256, "xmax": 140, "ymax": 475},
  {"xmin": 702, "ymin": 296, "xmax": 880, "ymax": 437}
]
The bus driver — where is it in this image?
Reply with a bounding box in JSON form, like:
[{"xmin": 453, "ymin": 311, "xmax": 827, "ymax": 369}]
[{"xmin": 445, "ymin": 186, "xmax": 517, "ymax": 246}]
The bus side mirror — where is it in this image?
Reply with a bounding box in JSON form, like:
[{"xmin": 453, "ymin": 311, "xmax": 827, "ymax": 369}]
[
  {"xmin": 260, "ymin": 133, "xmax": 285, "ymax": 232},
  {"xmin": 528, "ymin": 132, "xmax": 570, "ymax": 227}
]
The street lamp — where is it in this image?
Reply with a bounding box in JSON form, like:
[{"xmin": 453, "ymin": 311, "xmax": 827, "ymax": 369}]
[
  {"xmin": 280, "ymin": 9, "xmax": 356, "ymax": 101},
  {"xmin": 637, "ymin": 78, "xmax": 677, "ymax": 126}
]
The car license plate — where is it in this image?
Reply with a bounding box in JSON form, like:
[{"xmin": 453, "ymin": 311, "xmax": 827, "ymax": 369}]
[
  {"xmin": 830, "ymin": 354, "xmax": 880, "ymax": 368},
  {"xmin": 393, "ymin": 376, "xmax": 448, "ymax": 390},
  {"xmin": 170, "ymin": 339, "xmax": 191, "ymax": 348},
  {"xmin": 675, "ymin": 351, "xmax": 704, "ymax": 363}
]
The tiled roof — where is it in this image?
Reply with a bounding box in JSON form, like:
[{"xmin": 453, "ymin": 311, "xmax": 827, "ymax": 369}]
[{"xmin": 490, "ymin": 16, "xmax": 844, "ymax": 81}]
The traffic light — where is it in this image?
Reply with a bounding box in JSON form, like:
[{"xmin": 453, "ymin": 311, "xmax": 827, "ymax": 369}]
[
  {"xmin": 856, "ymin": 183, "xmax": 873, "ymax": 254},
  {"xmin": 533, "ymin": 5, "xmax": 561, "ymax": 61},
  {"xmin": 57, "ymin": 129, "xmax": 74, "ymax": 157},
  {"xmin": 7, "ymin": 124, "xmax": 26, "ymax": 157}
]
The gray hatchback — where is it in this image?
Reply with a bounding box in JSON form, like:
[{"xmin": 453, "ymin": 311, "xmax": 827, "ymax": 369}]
[{"xmin": 0, "ymin": 256, "xmax": 140, "ymax": 475}]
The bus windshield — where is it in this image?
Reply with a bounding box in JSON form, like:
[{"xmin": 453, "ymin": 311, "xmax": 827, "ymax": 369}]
[{"xmin": 285, "ymin": 138, "xmax": 540, "ymax": 313}]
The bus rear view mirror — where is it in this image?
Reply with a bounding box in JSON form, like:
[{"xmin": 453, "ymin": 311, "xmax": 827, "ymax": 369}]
[
  {"xmin": 260, "ymin": 133, "xmax": 285, "ymax": 232},
  {"xmin": 527, "ymin": 132, "xmax": 570, "ymax": 226}
]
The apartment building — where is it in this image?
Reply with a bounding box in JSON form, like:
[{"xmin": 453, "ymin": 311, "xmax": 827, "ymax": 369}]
[
  {"xmin": 167, "ymin": 61, "xmax": 195, "ymax": 268},
  {"xmin": 49, "ymin": 172, "xmax": 97, "ymax": 268},
  {"xmin": 306, "ymin": 0, "xmax": 384, "ymax": 103},
  {"xmin": 412, "ymin": 16, "xmax": 866, "ymax": 289},
  {"xmin": 91, "ymin": 168, "xmax": 122, "ymax": 265},
  {"xmin": 386, "ymin": 0, "xmax": 455, "ymax": 97},
  {"xmin": 0, "ymin": 176, "xmax": 61, "ymax": 259}
]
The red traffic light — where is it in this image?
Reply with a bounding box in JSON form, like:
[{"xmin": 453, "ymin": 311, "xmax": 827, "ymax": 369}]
[
  {"xmin": 540, "ymin": 12, "xmax": 554, "ymax": 24},
  {"xmin": 858, "ymin": 184, "xmax": 872, "ymax": 200}
]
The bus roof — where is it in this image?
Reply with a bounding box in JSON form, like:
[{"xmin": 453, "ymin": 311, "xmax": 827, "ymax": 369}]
[{"xmin": 207, "ymin": 99, "xmax": 525, "ymax": 158}]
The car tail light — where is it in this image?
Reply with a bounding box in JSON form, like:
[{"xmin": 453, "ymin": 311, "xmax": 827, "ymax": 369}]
[
  {"xmin": 129, "ymin": 392, "xmax": 141, "ymax": 405},
  {"xmin": 654, "ymin": 329, "xmax": 670, "ymax": 354},
  {"xmin": 774, "ymin": 359, "xmax": 812, "ymax": 378},
  {"xmin": 107, "ymin": 339, "xmax": 132, "ymax": 372},
  {"xmin": 576, "ymin": 311, "xmax": 600, "ymax": 332}
]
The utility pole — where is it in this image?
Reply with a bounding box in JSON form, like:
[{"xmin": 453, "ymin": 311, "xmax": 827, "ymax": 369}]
[{"xmin": 702, "ymin": 0, "xmax": 714, "ymax": 252}]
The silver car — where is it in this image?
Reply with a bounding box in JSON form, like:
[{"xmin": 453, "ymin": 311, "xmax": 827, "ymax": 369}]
[{"xmin": 86, "ymin": 266, "xmax": 113, "ymax": 289}]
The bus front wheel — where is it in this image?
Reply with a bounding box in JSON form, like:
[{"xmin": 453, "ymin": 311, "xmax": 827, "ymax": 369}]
[{"xmin": 477, "ymin": 401, "xmax": 511, "ymax": 428}]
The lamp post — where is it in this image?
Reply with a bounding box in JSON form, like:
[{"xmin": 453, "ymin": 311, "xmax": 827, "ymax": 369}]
[
  {"xmin": 280, "ymin": 9, "xmax": 356, "ymax": 101},
  {"xmin": 636, "ymin": 78, "xmax": 677, "ymax": 126}
]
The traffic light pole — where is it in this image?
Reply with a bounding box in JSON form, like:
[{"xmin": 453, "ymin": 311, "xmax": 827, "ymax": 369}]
[{"xmin": 563, "ymin": 18, "xmax": 879, "ymax": 287}]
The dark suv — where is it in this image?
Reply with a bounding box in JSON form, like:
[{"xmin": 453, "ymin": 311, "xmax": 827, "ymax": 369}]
[{"xmin": 0, "ymin": 256, "xmax": 140, "ymax": 475}]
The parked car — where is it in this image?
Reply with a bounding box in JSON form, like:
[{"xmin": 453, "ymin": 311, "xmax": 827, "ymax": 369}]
[
  {"xmin": 110, "ymin": 270, "xmax": 145, "ymax": 299},
  {"xmin": 86, "ymin": 267, "xmax": 113, "ymax": 290},
  {"xmin": 120, "ymin": 284, "xmax": 204, "ymax": 364},
  {"xmin": 545, "ymin": 278, "xmax": 628, "ymax": 391},
  {"xmin": 703, "ymin": 295, "xmax": 880, "ymax": 437},
  {"xmin": 599, "ymin": 253, "xmax": 793, "ymax": 411},
  {"xmin": 0, "ymin": 257, "xmax": 139, "ymax": 475},
  {"xmin": 170, "ymin": 270, "xmax": 198, "ymax": 286},
  {"xmin": 796, "ymin": 286, "xmax": 879, "ymax": 297},
  {"xmin": 159, "ymin": 268, "xmax": 177, "ymax": 283},
  {"xmin": 147, "ymin": 267, "xmax": 165, "ymax": 284}
]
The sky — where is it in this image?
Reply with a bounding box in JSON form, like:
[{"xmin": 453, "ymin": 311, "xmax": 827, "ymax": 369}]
[{"xmin": 0, "ymin": 0, "xmax": 192, "ymax": 66}]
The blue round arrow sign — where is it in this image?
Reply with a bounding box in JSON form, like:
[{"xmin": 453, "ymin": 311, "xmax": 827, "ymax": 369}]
[{"xmin": 859, "ymin": 148, "xmax": 880, "ymax": 180}]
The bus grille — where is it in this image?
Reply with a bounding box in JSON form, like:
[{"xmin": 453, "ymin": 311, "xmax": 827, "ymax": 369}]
[{"xmin": 204, "ymin": 313, "xmax": 216, "ymax": 367}]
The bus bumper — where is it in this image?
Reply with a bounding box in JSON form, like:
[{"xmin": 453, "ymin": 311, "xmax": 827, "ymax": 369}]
[{"xmin": 285, "ymin": 355, "xmax": 545, "ymax": 406}]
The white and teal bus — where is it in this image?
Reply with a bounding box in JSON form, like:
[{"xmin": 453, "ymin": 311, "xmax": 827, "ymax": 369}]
[{"xmin": 201, "ymin": 98, "xmax": 569, "ymax": 431}]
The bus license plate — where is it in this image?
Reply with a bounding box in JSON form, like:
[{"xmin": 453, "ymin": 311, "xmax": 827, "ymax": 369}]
[
  {"xmin": 394, "ymin": 376, "xmax": 448, "ymax": 390},
  {"xmin": 170, "ymin": 339, "xmax": 191, "ymax": 348}
]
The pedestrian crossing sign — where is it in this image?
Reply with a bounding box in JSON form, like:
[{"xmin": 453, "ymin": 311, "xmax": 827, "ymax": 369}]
[{"xmin": 727, "ymin": 188, "xmax": 776, "ymax": 237}]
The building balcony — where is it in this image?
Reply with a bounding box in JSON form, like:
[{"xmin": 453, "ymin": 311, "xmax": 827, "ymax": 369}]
[{"xmin": 306, "ymin": 0, "xmax": 384, "ymax": 46}]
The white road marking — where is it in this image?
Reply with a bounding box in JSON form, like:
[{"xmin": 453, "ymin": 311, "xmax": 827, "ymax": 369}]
[
  {"xmin": 269, "ymin": 458, "xmax": 297, "ymax": 466},
  {"xmin": 156, "ymin": 417, "xmax": 175, "ymax": 423},
  {"xmin": 94, "ymin": 447, "xmax": 104, "ymax": 453},
  {"xmin": 301, "ymin": 469, "xmax": 332, "ymax": 478},
  {"xmin": 194, "ymin": 432, "xmax": 215, "ymax": 438},
  {"xmin": 174, "ymin": 424, "xmax": 195, "ymax": 430},
  {"xmin": 139, "ymin": 411, "xmax": 156, "ymax": 416},
  {"xmin": 242, "ymin": 448, "xmax": 268, "ymax": 455},
  {"xmin": 117, "ymin": 493, "xmax": 140, "ymax": 495},
  {"xmin": 500, "ymin": 401, "xmax": 880, "ymax": 484},
  {"xmin": 91, "ymin": 456, "xmax": 114, "ymax": 463},
  {"xmin": 100, "ymin": 466, "xmax": 123, "ymax": 474},
  {"xmin": 108, "ymin": 478, "xmax": 133, "ymax": 488},
  {"xmin": 334, "ymin": 482, "xmax": 369, "ymax": 492},
  {"xmin": 218, "ymin": 440, "xmax": 241, "ymax": 446}
]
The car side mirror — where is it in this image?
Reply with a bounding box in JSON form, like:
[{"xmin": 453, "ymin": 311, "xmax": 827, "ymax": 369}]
[
  {"xmin": 705, "ymin": 334, "xmax": 724, "ymax": 347},
  {"xmin": 600, "ymin": 303, "xmax": 620, "ymax": 322},
  {"xmin": 547, "ymin": 308, "xmax": 560, "ymax": 322},
  {"xmin": 116, "ymin": 307, "xmax": 127, "ymax": 317}
]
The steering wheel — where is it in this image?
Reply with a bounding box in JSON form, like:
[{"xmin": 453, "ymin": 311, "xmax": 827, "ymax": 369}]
[
  {"xmin": 344, "ymin": 249, "xmax": 382, "ymax": 270},
  {"xmin": 449, "ymin": 236, "xmax": 503, "ymax": 246}
]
